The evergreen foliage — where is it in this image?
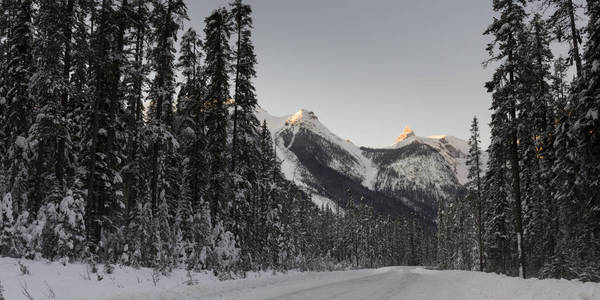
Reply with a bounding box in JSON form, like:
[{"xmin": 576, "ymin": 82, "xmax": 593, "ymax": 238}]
[{"xmin": 438, "ymin": 0, "xmax": 600, "ymax": 282}]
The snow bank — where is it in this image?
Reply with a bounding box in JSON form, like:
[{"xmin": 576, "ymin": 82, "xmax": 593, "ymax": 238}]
[
  {"xmin": 411, "ymin": 268, "xmax": 600, "ymax": 300},
  {"xmin": 0, "ymin": 257, "xmax": 219, "ymax": 300}
]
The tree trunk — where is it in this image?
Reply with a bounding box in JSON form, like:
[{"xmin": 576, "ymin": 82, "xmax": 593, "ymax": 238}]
[
  {"xmin": 126, "ymin": 0, "xmax": 143, "ymax": 216},
  {"xmin": 87, "ymin": 0, "xmax": 111, "ymax": 246},
  {"xmin": 231, "ymin": 2, "xmax": 242, "ymax": 173},
  {"xmin": 57, "ymin": 0, "xmax": 75, "ymax": 190},
  {"xmin": 151, "ymin": 0, "xmax": 171, "ymax": 213},
  {"xmin": 508, "ymin": 49, "xmax": 526, "ymax": 279},
  {"xmin": 475, "ymin": 140, "xmax": 484, "ymax": 272},
  {"xmin": 567, "ymin": 0, "xmax": 583, "ymax": 77}
]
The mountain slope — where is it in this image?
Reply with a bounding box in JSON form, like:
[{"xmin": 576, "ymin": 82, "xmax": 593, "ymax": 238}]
[
  {"xmin": 256, "ymin": 107, "xmax": 475, "ymax": 221},
  {"xmin": 390, "ymin": 126, "xmax": 487, "ymax": 185}
]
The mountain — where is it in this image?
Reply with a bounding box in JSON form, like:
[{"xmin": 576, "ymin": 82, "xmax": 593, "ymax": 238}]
[{"xmin": 256, "ymin": 107, "xmax": 481, "ymax": 222}]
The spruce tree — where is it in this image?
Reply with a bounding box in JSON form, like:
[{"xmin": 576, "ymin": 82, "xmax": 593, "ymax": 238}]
[
  {"xmin": 145, "ymin": 0, "xmax": 187, "ymax": 270},
  {"xmin": 26, "ymin": 0, "xmax": 91, "ymax": 260},
  {"xmin": 2, "ymin": 0, "xmax": 33, "ymax": 219},
  {"xmin": 230, "ymin": 0, "xmax": 261, "ymax": 269},
  {"xmin": 466, "ymin": 116, "xmax": 484, "ymax": 271},
  {"xmin": 147, "ymin": 0, "xmax": 187, "ymax": 213},
  {"xmin": 533, "ymin": 0, "xmax": 584, "ymax": 77},
  {"xmin": 484, "ymin": 0, "xmax": 528, "ymax": 278},
  {"xmin": 483, "ymin": 139, "xmax": 511, "ymax": 274},
  {"xmin": 567, "ymin": 0, "xmax": 600, "ymax": 279},
  {"xmin": 203, "ymin": 8, "xmax": 232, "ymax": 223},
  {"xmin": 86, "ymin": 0, "xmax": 126, "ymax": 252},
  {"xmin": 544, "ymin": 0, "xmax": 600, "ymax": 281},
  {"xmin": 122, "ymin": 0, "xmax": 149, "ymax": 217},
  {"xmin": 520, "ymin": 15, "xmax": 556, "ymax": 275},
  {"xmin": 230, "ymin": 0, "xmax": 259, "ymax": 173}
]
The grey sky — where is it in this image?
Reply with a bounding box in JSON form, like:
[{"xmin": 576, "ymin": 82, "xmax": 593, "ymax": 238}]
[{"xmin": 186, "ymin": 0, "xmax": 497, "ymax": 147}]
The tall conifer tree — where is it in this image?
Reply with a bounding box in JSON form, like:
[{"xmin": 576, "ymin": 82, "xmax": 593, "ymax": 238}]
[
  {"xmin": 467, "ymin": 116, "xmax": 484, "ymax": 271},
  {"xmin": 203, "ymin": 8, "xmax": 232, "ymax": 222},
  {"xmin": 484, "ymin": 0, "xmax": 528, "ymax": 278}
]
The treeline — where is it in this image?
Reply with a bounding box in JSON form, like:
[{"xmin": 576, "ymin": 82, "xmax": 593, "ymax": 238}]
[
  {"xmin": 0, "ymin": 0, "xmax": 434, "ymax": 276},
  {"xmin": 438, "ymin": 0, "xmax": 599, "ymax": 282},
  {"xmin": 319, "ymin": 195, "xmax": 436, "ymax": 269}
]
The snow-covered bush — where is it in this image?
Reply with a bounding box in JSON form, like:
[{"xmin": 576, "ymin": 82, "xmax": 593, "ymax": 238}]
[
  {"xmin": 207, "ymin": 221, "xmax": 240, "ymax": 279},
  {"xmin": 0, "ymin": 193, "xmax": 15, "ymax": 256},
  {"xmin": 54, "ymin": 190, "xmax": 86, "ymax": 261},
  {"xmin": 187, "ymin": 206, "xmax": 212, "ymax": 271}
]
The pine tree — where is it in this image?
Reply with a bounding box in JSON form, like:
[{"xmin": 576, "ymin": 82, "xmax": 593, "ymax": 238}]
[
  {"xmin": 230, "ymin": 0, "xmax": 259, "ymax": 173},
  {"xmin": 542, "ymin": 0, "xmax": 600, "ymax": 281},
  {"xmin": 119, "ymin": 0, "xmax": 152, "ymax": 267},
  {"xmin": 2, "ymin": 0, "xmax": 33, "ymax": 220},
  {"xmin": 147, "ymin": 0, "xmax": 187, "ymax": 214},
  {"xmin": 483, "ymin": 140, "xmax": 511, "ymax": 274},
  {"xmin": 230, "ymin": 0, "xmax": 262, "ymax": 269},
  {"xmin": 533, "ymin": 0, "xmax": 584, "ymax": 77},
  {"xmin": 174, "ymin": 26, "xmax": 216, "ymax": 272},
  {"xmin": 566, "ymin": 0, "xmax": 600, "ymax": 280},
  {"xmin": 256, "ymin": 121, "xmax": 282, "ymax": 269},
  {"xmin": 551, "ymin": 56, "xmax": 571, "ymax": 108},
  {"xmin": 466, "ymin": 116, "xmax": 484, "ymax": 271},
  {"xmin": 520, "ymin": 15, "xmax": 556, "ymax": 275},
  {"xmin": 86, "ymin": 0, "xmax": 130, "ymax": 254},
  {"xmin": 484, "ymin": 0, "xmax": 529, "ymax": 278},
  {"xmin": 203, "ymin": 8, "xmax": 232, "ymax": 222},
  {"xmin": 25, "ymin": 0, "xmax": 92, "ymax": 260},
  {"xmin": 176, "ymin": 28, "xmax": 203, "ymax": 110}
]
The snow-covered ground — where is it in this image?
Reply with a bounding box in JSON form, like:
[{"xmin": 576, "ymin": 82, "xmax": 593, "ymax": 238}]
[{"xmin": 2, "ymin": 257, "xmax": 599, "ymax": 300}]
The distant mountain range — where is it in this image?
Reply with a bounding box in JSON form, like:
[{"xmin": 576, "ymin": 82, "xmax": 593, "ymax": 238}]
[{"xmin": 256, "ymin": 107, "xmax": 486, "ymax": 222}]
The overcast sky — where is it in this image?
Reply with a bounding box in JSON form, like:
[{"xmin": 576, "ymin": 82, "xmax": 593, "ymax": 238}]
[{"xmin": 186, "ymin": 0, "xmax": 498, "ymax": 147}]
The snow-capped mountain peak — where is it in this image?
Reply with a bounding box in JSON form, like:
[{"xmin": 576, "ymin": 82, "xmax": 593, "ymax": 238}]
[
  {"xmin": 395, "ymin": 126, "xmax": 416, "ymax": 143},
  {"xmin": 286, "ymin": 109, "xmax": 319, "ymax": 126},
  {"xmin": 390, "ymin": 131, "xmax": 487, "ymax": 185}
]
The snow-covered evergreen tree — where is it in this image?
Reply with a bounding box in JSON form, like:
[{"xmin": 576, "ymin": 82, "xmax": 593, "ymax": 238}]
[
  {"xmin": 466, "ymin": 116, "xmax": 484, "ymax": 271},
  {"xmin": 484, "ymin": 0, "xmax": 529, "ymax": 278},
  {"xmin": 533, "ymin": 0, "xmax": 584, "ymax": 77},
  {"xmin": 2, "ymin": 0, "xmax": 33, "ymax": 226},
  {"xmin": 202, "ymin": 7, "xmax": 233, "ymax": 225},
  {"xmin": 229, "ymin": 0, "xmax": 260, "ymax": 270},
  {"xmin": 0, "ymin": 193, "xmax": 15, "ymax": 256}
]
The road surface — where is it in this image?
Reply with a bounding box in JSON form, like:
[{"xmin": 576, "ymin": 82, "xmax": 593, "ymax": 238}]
[
  {"xmin": 142, "ymin": 266, "xmax": 598, "ymax": 300},
  {"xmin": 238, "ymin": 267, "xmax": 469, "ymax": 300}
]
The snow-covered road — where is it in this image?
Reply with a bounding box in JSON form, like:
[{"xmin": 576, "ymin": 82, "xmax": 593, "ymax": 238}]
[
  {"xmin": 227, "ymin": 267, "xmax": 468, "ymax": 300},
  {"xmin": 119, "ymin": 266, "xmax": 600, "ymax": 300},
  {"xmin": 2, "ymin": 257, "xmax": 599, "ymax": 300}
]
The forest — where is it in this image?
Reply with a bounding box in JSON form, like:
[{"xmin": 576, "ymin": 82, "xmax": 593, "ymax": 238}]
[
  {"xmin": 0, "ymin": 0, "xmax": 434, "ymax": 278},
  {"xmin": 437, "ymin": 0, "xmax": 599, "ymax": 282}
]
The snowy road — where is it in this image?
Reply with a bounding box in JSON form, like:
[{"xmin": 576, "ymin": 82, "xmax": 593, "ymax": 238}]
[
  {"xmin": 2, "ymin": 257, "xmax": 599, "ymax": 300},
  {"xmin": 232, "ymin": 267, "xmax": 469, "ymax": 300},
  {"xmin": 140, "ymin": 266, "xmax": 600, "ymax": 300}
]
